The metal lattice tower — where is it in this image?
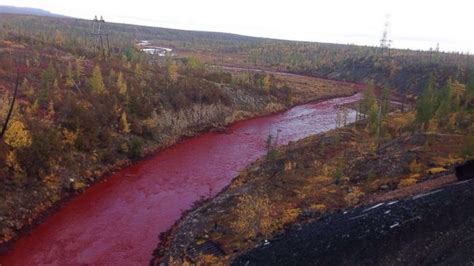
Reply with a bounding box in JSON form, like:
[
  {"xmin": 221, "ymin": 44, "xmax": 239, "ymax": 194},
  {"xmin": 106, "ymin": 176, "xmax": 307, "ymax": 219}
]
[
  {"xmin": 91, "ymin": 15, "xmax": 110, "ymax": 57},
  {"xmin": 380, "ymin": 14, "xmax": 392, "ymax": 54}
]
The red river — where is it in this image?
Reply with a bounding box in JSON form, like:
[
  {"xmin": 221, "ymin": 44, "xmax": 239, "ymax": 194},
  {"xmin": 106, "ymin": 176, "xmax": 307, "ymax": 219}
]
[{"xmin": 1, "ymin": 93, "xmax": 361, "ymax": 265}]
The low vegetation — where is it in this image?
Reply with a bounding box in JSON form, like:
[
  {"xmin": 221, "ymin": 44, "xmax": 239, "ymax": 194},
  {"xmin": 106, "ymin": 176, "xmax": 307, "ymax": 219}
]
[
  {"xmin": 156, "ymin": 70, "xmax": 474, "ymax": 264},
  {"xmin": 0, "ymin": 16, "xmax": 356, "ymax": 246},
  {"xmin": 1, "ymin": 13, "xmax": 473, "ymax": 263}
]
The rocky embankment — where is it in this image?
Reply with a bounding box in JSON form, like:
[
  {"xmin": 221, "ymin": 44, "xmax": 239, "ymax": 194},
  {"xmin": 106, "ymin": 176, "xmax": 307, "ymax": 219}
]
[
  {"xmin": 0, "ymin": 76, "xmax": 356, "ymax": 253},
  {"xmin": 234, "ymin": 177, "xmax": 474, "ymax": 265}
]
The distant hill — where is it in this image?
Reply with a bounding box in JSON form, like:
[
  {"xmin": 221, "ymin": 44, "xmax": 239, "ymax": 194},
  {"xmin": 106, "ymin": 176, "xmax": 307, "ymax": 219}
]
[{"xmin": 0, "ymin": 5, "xmax": 65, "ymax": 18}]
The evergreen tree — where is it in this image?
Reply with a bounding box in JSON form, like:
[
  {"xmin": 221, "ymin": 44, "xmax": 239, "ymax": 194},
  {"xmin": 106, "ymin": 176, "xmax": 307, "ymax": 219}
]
[
  {"xmin": 361, "ymin": 81, "xmax": 377, "ymax": 118},
  {"xmin": 435, "ymin": 79, "xmax": 453, "ymax": 127},
  {"xmin": 416, "ymin": 75, "xmax": 435, "ymax": 130},
  {"xmin": 368, "ymin": 100, "xmax": 379, "ymax": 133},
  {"xmin": 465, "ymin": 67, "xmax": 474, "ymax": 108},
  {"xmin": 381, "ymin": 86, "xmax": 390, "ymax": 117},
  {"xmin": 37, "ymin": 68, "xmax": 52, "ymax": 108}
]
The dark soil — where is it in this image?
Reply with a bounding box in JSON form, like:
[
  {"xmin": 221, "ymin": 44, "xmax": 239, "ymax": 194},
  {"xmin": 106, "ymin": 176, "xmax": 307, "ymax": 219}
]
[{"xmin": 234, "ymin": 179, "xmax": 474, "ymax": 265}]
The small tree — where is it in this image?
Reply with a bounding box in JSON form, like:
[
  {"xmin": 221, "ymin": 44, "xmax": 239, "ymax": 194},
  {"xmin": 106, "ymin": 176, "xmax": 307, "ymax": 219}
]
[
  {"xmin": 185, "ymin": 57, "xmax": 203, "ymax": 72},
  {"xmin": 461, "ymin": 134, "xmax": 474, "ymax": 159},
  {"xmin": 361, "ymin": 81, "xmax": 377, "ymax": 118},
  {"xmin": 435, "ymin": 79, "xmax": 453, "ymax": 128},
  {"xmin": 381, "ymin": 86, "xmax": 390, "ymax": 117},
  {"xmin": 134, "ymin": 63, "xmax": 143, "ymax": 77},
  {"xmin": 4, "ymin": 120, "xmax": 32, "ymax": 149},
  {"xmin": 464, "ymin": 67, "xmax": 474, "ymax": 108},
  {"xmin": 368, "ymin": 100, "xmax": 379, "ymax": 133},
  {"xmin": 265, "ymin": 134, "xmax": 277, "ymax": 161},
  {"xmin": 89, "ymin": 65, "xmax": 105, "ymax": 94},
  {"xmin": 262, "ymin": 74, "xmax": 271, "ymax": 94},
  {"xmin": 37, "ymin": 68, "xmax": 52, "ymax": 108},
  {"xmin": 117, "ymin": 72, "xmax": 127, "ymax": 95},
  {"xmin": 166, "ymin": 59, "xmax": 178, "ymax": 82},
  {"xmin": 65, "ymin": 62, "xmax": 75, "ymax": 89},
  {"xmin": 416, "ymin": 75, "xmax": 435, "ymax": 130},
  {"xmin": 120, "ymin": 111, "xmax": 130, "ymax": 133},
  {"xmin": 74, "ymin": 57, "xmax": 84, "ymax": 80},
  {"xmin": 54, "ymin": 30, "xmax": 63, "ymax": 45},
  {"xmin": 231, "ymin": 193, "xmax": 274, "ymax": 239}
]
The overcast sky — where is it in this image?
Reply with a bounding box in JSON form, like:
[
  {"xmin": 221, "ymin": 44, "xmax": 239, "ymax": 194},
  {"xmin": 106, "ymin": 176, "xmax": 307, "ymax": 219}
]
[{"xmin": 2, "ymin": 0, "xmax": 473, "ymax": 52}]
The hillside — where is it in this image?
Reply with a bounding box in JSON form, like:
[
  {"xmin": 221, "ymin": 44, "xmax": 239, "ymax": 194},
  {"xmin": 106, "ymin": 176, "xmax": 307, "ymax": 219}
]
[
  {"xmin": 1, "ymin": 14, "xmax": 473, "ymax": 96},
  {"xmin": 0, "ymin": 6, "xmax": 64, "ymax": 17},
  {"xmin": 0, "ymin": 14, "xmax": 358, "ymax": 250},
  {"xmin": 0, "ymin": 13, "xmax": 473, "ymax": 263}
]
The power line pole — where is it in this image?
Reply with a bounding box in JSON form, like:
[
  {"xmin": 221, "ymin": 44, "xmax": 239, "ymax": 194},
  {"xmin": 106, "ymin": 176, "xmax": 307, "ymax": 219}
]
[
  {"xmin": 91, "ymin": 15, "xmax": 110, "ymax": 57},
  {"xmin": 379, "ymin": 14, "xmax": 392, "ymax": 56}
]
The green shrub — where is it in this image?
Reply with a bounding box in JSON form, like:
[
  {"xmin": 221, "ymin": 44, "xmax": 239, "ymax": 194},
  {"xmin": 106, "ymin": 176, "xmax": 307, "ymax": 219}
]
[{"xmin": 128, "ymin": 137, "xmax": 143, "ymax": 159}]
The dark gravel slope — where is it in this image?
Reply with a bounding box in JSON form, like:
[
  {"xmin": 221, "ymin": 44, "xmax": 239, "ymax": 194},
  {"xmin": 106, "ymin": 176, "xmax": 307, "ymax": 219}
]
[{"xmin": 234, "ymin": 179, "xmax": 474, "ymax": 265}]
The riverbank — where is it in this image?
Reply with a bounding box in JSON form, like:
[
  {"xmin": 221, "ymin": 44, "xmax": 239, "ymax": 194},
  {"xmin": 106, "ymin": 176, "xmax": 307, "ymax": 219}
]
[
  {"xmin": 0, "ymin": 77, "xmax": 355, "ymax": 262},
  {"xmin": 153, "ymin": 111, "xmax": 467, "ymax": 265}
]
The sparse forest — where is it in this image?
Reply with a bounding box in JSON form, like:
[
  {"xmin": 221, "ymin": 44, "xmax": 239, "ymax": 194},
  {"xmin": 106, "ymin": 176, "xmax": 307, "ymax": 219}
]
[
  {"xmin": 0, "ymin": 12, "xmax": 473, "ymax": 265},
  {"xmin": 0, "ymin": 14, "xmax": 356, "ymax": 246}
]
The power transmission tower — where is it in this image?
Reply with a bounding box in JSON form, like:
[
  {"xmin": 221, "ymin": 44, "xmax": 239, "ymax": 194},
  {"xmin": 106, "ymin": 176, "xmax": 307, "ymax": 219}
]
[
  {"xmin": 91, "ymin": 15, "xmax": 110, "ymax": 57},
  {"xmin": 379, "ymin": 14, "xmax": 392, "ymax": 56}
]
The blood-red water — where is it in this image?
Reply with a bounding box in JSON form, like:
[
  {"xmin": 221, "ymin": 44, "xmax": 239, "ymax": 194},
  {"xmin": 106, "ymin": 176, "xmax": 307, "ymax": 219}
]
[{"xmin": 1, "ymin": 93, "xmax": 361, "ymax": 266}]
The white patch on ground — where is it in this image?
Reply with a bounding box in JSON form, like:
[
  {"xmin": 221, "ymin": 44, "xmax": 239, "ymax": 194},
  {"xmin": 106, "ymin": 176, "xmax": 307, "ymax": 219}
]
[
  {"xmin": 137, "ymin": 40, "xmax": 173, "ymax": 57},
  {"xmin": 349, "ymin": 213, "xmax": 368, "ymax": 220},
  {"xmin": 387, "ymin": 200, "xmax": 398, "ymax": 206},
  {"xmin": 363, "ymin": 203, "xmax": 385, "ymax": 213},
  {"xmin": 390, "ymin": 222, "xmax": 400, "ymax": 229},
  {"xmin": 412, "ymin": 189, "xmax": 444, "ymax": 200}
]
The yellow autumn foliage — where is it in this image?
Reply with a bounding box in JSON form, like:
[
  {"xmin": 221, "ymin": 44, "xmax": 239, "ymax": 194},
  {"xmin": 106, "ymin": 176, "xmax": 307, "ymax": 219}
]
[
  {"xmin": 427, "ymin": 167, "xmax": 446, "ymax": 175},
  {"xmin": 120, "ymin": 111, "xmax": 131, "ymax": 133},
  {"xmin": 63, "ymin": 128, "xmax": 78, "ymax": 146},
  {"xmin": 408, "ymin": 159, "xmax": 423, "ymax": 174},
  {"xmin": 117, "ymin": 72, "xmax": 127, "ymax": 95},
  {"xmin": 4, "ymin": 120, "xmax": 32, "ymax": 148},
  {"xmin": 398, "ymin": 178, "xmax": 417, "ymax": 188},
  {"xmin": 309, "ymin": 203, "xmax": 327, "ymax": 213},
  {"xmin": 230, "ymin": 193, "xmax": 275, "ymax": 239},
  {"xmin": 344, "ymin": 187, "xmax": 365, "ymax": 206},
  {"xmin": 281, "ymin": 208, "xmax": 301, "ymax": 224},
  {"xmin": 6, "ymin": 151, "xmax": 21, "ymax": 171},
  {"xmin": 198, "ymin": 254, "xmax": 225, "ymax": 266}
]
